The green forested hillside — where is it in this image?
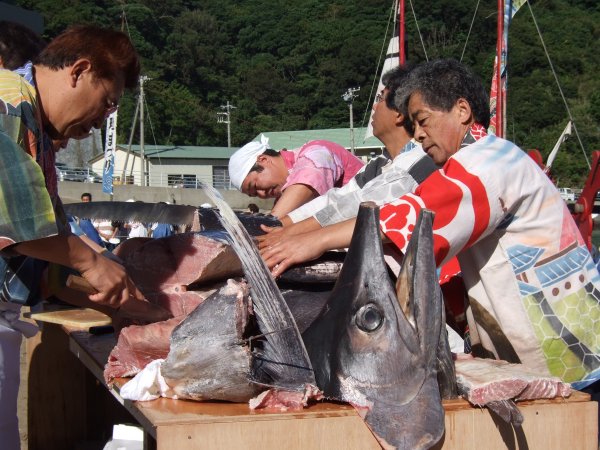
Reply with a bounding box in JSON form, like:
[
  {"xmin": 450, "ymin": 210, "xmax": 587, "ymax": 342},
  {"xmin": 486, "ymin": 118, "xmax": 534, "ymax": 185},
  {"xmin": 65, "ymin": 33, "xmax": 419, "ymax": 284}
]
[{"xmin": 16, "ymin": 0, "xmax": 600, "ymax": 186}]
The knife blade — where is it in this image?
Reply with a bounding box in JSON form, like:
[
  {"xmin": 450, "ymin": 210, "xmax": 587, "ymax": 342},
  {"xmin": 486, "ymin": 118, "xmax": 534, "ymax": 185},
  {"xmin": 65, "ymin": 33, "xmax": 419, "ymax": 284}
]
[
  {"xmin": 63, "ymin": 202, "xmax": 281, "ymax": 235},
  {"xmin": 64, "ymin": 201, "xmax": 197, "ymax": 225}
]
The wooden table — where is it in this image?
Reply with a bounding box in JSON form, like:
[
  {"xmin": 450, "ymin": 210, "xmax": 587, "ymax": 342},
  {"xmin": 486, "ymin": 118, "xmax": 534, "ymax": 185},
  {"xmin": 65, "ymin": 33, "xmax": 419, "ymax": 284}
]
[{"xmin": 26, "ymin": 313, "xmax": 599, "ymax": 450}]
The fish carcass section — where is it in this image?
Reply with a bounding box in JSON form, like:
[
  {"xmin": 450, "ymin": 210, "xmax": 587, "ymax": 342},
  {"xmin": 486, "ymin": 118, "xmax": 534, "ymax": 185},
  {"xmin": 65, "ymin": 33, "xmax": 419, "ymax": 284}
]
[
  {"xmin": 104, "ymin": 233, "xmax": 240, "ymax": 383},
  {"xmin": 99, "ymin": 205, "xmax": 576, "ymax": 450}
]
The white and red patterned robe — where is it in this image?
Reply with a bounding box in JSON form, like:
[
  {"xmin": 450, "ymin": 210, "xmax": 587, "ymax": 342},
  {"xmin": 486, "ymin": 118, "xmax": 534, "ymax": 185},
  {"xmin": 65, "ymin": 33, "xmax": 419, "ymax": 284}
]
[{"xmin": 380, "ymin": 133, "xmax": 600, "ymax": 389}]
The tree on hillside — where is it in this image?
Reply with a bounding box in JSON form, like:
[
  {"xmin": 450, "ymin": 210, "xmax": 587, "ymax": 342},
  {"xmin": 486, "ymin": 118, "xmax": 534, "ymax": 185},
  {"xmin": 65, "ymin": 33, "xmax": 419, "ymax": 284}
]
[{"xmin": 16, "ymin": 0, "xmax": 600, "ymax": 185}]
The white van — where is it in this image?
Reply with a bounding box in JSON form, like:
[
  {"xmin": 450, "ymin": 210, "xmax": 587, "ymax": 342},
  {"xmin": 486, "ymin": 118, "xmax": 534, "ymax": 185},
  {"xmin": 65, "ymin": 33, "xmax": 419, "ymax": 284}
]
[{"xmin": 558, "ymin": 187, "xmax": 575, "ymax": 202}]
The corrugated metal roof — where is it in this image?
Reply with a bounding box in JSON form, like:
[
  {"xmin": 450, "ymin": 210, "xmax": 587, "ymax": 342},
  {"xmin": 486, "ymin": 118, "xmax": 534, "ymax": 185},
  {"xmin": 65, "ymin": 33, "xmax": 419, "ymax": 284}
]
[
  {"xmin": 92, "ymin": 127, "xmax": 384, "ymax": 164},
  {"xmin": 115, "ymin": 145, "xmax": 239, "ymax": 159},
  {"xmin": 254, "ymin": 127, "xmax": 383, "ymax": 150}
]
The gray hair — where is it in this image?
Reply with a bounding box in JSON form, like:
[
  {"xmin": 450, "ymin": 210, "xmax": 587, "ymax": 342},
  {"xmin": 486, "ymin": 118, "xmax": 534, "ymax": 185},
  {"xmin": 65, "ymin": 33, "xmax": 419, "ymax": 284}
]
[{"xmin": 394, "ymin": 59, "xmax": 490, "ymax": 129}]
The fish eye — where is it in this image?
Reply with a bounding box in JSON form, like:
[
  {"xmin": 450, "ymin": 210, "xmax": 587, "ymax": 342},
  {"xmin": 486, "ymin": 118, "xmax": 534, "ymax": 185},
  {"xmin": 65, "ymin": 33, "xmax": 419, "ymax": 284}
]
[{"xmin": 355, "ymin": 304, "xmax": 383, "ymax": 332}]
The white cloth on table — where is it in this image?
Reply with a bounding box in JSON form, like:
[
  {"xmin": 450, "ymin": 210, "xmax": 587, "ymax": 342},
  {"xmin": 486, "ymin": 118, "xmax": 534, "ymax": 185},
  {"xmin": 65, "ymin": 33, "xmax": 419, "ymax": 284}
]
[{"xmin": 120, "ymin": 359, "xmax": 174, "ymax": 401}]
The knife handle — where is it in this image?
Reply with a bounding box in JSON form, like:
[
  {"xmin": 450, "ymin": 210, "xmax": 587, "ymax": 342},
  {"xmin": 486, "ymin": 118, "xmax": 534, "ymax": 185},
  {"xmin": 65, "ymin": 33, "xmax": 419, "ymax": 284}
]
[{"xmin": 66, "ymin": 275, "xmax": 98, "ymax": 295}]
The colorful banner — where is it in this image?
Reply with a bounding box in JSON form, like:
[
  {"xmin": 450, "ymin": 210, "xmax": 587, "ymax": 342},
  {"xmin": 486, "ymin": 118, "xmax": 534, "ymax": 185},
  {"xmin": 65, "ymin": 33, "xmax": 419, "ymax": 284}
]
[
  {"xmin": 488, "ymin": 0, "xmax": 526, "ymax": 137},
  {"xmin": 102, "ymin": 110, "xmax": 118, "ymax": 194}
]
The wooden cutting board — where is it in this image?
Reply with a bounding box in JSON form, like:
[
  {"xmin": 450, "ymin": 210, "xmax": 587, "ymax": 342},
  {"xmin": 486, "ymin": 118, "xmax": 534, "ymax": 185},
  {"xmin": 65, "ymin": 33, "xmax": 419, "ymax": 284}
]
[{"xmin": 28, "ymin": 308, "xmax": 111, "ymax": 329}]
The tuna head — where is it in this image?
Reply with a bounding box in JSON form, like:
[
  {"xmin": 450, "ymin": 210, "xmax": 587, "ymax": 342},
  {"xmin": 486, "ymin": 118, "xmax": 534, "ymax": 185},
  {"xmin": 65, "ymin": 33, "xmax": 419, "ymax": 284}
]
[{"xmin": 302, "ymin": 203, "xmax": 445, "ymax": 450}]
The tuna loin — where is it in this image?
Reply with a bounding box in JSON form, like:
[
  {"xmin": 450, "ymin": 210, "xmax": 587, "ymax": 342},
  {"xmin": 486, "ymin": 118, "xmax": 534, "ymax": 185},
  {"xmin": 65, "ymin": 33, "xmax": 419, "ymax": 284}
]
[
  {"xmin": 455, "ymin": 357, "xmax": 572, "ymax": 405},
  {"xmin": 103, "ymin": 232, "xmax": 241, "ymax": 382},
  {"xmin": 104, "ymin": 316, "xmax": 186, "ymax": 383},
  {"xmin": 121, "ymin": 233, "xmax": 242, "ymax": 307}
]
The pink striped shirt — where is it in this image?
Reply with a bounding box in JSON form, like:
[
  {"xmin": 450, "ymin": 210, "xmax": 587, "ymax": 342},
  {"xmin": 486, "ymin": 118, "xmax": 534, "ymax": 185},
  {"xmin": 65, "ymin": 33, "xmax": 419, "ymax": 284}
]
[{"xmin": 280, "ymin": 140, "xmax": 364, "ymax": 195}]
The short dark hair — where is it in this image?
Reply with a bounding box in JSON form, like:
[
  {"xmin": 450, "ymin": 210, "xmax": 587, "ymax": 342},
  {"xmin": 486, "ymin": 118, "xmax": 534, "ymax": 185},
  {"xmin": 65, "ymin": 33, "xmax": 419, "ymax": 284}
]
[
  {"xmin": 249, "ymin": 148, "xmax": 280, "ymax": 174},
  {"xmin": 395, "ymin": 59, "xmax": 490, "ymax": 129},
  {"xmin": 247, "ymin": 203, "xmax": 259, "ymax": 213},
  {"xmin": 0, "ymin": 21, "xmax": 46, "ymax": 70},
  {"xmin": 381, "ymin": 64, "xmax": 415, "ymax": 133},
  {"xmin": 35, "ymin": 25, "xmax": 140, "ymax": 89},
  {"xmin": 381, "ymin": 64, "xmax": 414, "ymax": 114},
  {"xmin": 81, "ymin": 192, "xmax": 92, "ymax": 201}
]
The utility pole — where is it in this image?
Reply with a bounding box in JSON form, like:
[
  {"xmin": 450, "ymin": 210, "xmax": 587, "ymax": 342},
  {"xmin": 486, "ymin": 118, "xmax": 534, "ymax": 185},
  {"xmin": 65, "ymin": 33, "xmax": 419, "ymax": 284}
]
[
  {"xmin": 139, "ymin": 75, "xmax": 150, "ymax": 186},
  {"xmin": 342, "ymin": 87, "xmax": 360, "ymax": 154},
  {"xmin": 217, "ymin": 101, "xmax": 237, "ymax": 147}
]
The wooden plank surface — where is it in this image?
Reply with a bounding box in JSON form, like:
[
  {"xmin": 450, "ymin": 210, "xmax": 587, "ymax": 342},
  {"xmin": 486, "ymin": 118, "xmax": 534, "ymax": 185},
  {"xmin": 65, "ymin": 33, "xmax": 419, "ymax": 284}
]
[
  {"xmin": 436, "ymin": 392, "xmax": 597, "ymax": 450},
  {"xmin": 66, "ymin": 328, "xmax": 598, "ymax": 450},
  {"xmin": 155, "ymin": 416, "xmax": 380, "ymax": 450},
  {"xmin": 27, "ymin": 323, "xmax": 135, "ymax": 450},
  {"xmin": 29, "ymin": 308, "xmax": 111, "ymax": 328}
]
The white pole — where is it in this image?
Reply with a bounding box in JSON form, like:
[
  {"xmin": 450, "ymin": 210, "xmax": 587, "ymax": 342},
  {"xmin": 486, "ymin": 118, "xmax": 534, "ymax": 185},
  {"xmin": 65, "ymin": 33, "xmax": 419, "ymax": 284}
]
[
  {"xmin": 226, "ymin": 101, "xmax": 232, "ymax": 148},
  {"xmin": 139, "ymin": 75, "xmax": 146, "ymax": 186},
  {"xmin": 342, "ymin": 87, "xmax": 360, "ymax": 155},
  {"xmin": 349, "ymin": 103, "xmax": 355, "ymax": 154},
  {"xmin": 218, "ymin": 101, "xmax": 237, "ymax": 147}
]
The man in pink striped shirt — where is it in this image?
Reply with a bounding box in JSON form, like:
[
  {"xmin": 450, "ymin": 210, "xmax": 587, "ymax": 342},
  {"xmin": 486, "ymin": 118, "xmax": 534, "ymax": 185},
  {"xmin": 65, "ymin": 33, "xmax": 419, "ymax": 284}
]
[{"xmin": 229, "ymin": 137, "xmax": 364, "ymax": 218}]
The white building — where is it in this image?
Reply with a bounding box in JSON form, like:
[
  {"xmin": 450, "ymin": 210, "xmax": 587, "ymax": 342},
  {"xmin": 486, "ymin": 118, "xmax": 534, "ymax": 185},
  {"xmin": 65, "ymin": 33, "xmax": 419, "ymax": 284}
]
[
  {"xmin": 88, "ymin": 127, "xmax": 384, "ymax": 188},
  {"xmin": 89, "ymin": 144, "xmax": 237, "ymax": 189}
]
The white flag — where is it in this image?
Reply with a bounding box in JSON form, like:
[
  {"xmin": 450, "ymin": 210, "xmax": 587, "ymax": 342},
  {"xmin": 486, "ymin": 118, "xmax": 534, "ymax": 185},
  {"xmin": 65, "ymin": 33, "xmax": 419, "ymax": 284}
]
[{"xmin": 545, "ymin": 121, "xmax": 572, "ymax": 172}]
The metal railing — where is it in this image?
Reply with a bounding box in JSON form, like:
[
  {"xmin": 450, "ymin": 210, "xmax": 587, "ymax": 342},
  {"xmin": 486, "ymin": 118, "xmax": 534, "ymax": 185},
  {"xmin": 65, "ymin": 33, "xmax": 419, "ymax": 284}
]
[{"xmin": 58, "ymin": 165, "xmax": 235, "ymax": 190}]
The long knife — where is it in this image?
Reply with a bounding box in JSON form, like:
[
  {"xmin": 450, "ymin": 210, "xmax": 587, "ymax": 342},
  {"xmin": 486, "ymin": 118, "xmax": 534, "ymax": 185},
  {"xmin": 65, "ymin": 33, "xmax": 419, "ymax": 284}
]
[
  {"xmin": 63, "ymin": 202, "xmax": 281, "ymax": 234},
  {"xmin": 64, "ymin": 201, "xmax": 197, "ymax": 225}
]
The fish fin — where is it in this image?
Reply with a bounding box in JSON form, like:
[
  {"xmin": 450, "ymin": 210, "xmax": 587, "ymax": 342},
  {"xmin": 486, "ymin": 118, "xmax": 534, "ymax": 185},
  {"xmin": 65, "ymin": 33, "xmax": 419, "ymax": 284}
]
[
  {"xmin": 436, "ymin": 302, "xmax": 458, "ymax": 399},
  {"xmin": 437, "ymin": 325, "xmax": 458, "ymax": 399},
  {"xmin": 199, "ymin": 182, "xmax": 315, "ymax": 391}
]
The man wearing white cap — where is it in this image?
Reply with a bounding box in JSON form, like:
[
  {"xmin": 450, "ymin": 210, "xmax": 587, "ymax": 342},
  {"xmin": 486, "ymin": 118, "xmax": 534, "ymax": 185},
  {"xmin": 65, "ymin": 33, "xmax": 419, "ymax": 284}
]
[{"xmin": 228, "ymin": 135, "xmax": 364, "ymax": 218}]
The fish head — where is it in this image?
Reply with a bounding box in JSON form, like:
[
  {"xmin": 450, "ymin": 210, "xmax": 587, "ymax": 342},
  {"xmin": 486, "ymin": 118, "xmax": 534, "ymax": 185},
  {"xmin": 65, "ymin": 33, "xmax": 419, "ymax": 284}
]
[{"xmin": 303, "ymin": 203, "xmax": 445, "ymax": 450}]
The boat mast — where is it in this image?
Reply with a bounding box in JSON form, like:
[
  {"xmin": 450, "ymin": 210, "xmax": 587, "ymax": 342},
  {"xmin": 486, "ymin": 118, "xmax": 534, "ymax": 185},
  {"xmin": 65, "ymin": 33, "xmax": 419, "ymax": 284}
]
[
  {"xmin": 399, "ymin": 0, "xmax": 405, "ymax": 65},
  {"xmin": 139, "ymin": 75, "xmax": 146, "ymax": 186},
  {"xmin": 495, "ymin": 0, "xmax": 504, "ymax": 138}
]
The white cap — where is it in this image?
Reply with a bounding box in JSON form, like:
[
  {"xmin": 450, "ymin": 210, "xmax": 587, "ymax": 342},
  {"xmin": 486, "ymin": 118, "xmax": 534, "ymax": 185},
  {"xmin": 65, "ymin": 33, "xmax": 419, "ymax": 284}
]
[{"xmin": 228, "ymin": 134, "xmax": 270, "ymax": 190}]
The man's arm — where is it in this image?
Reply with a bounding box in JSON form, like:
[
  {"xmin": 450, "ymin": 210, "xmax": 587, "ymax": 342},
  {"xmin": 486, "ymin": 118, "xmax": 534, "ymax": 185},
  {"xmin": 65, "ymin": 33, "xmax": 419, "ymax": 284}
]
[
  {"xmin": 256, "ymin": 215, "xmax": 322, "ymax": 250},
  {"xmin": 12, "ymin": 234, "xmax": 144, "ymax": 308},
  {"xmin": 286, "ymin": 154, "xmax": 390, "ymax": 224},
  {"xmin": 270, "ymin": 183, "xmax": 318, "ymax": 218},
  {"xmin": 314, "ymin": 150, "xmax": 433, "ymax": 226},
  {"xmin": 260, "ymin": 218, "xmax": 357, "ymax": 277},
  {"xmin": 287, "ymin": 177, "xmax": 362, "ymax": 224}
]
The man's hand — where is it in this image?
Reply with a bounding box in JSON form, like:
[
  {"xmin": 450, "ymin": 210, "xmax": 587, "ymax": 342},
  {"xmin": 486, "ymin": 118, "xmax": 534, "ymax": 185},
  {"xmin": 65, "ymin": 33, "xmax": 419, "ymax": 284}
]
[
  {"xmin": 79, "ymin": 253, "xmax": 145, "ymax": 308},
  {"xmin": 13, "ymin": 234, "xmax": 145, "ymax": 309},
  {"xmin": 257, "ymin": 216, "xmax": 322, "ymax": 250},
  {"xmin": 260, "ymin": 230, "xmax": 327, "ymax": 277},
  {"xmin": 259, "ymin": 218, "xmax": 357, "ymax": 277},
  {"xmin": 256, "ymin": 225, "xmax": 285, "ymax": 250}
]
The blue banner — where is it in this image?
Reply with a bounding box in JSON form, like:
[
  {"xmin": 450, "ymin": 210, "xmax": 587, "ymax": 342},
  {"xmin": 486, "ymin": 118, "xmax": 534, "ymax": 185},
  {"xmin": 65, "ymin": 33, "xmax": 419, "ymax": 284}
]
[{"xmin": 102, "ymin": 111, "xmax": 118, "ymax": 194}]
